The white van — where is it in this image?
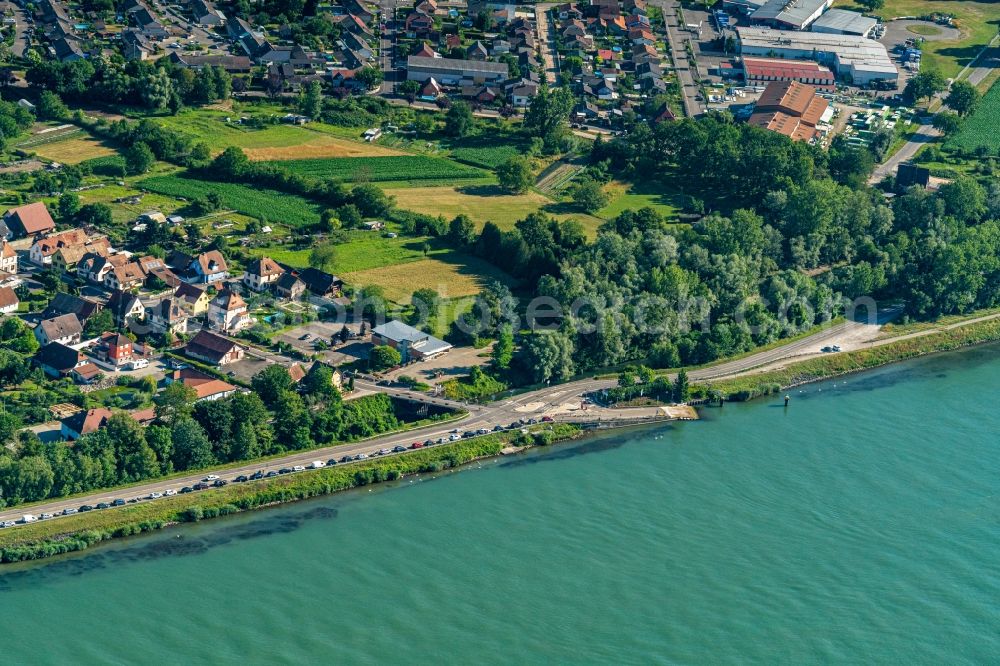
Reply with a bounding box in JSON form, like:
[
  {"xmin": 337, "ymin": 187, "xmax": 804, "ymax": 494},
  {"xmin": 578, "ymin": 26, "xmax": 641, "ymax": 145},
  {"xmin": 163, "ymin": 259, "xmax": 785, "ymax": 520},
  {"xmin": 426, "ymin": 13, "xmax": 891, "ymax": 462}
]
[
  {"xmin": 309, "ymin": 461, "xmax": 326, "ymax": 469},
  {"xmin": 21, "ymin": 514, "xmax": 37, "ymax": 523},
  {"xmin": 128, "ymin": 358, "xmax": 150, "ymax": 370}
]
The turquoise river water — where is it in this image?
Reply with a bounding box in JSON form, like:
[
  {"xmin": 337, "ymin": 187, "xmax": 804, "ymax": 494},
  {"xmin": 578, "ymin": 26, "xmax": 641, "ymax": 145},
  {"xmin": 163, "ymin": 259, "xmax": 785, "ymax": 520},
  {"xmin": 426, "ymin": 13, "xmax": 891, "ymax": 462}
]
[{"xmin": 2, "ymin": 345, "xmax": 1000, "ymax": 664}]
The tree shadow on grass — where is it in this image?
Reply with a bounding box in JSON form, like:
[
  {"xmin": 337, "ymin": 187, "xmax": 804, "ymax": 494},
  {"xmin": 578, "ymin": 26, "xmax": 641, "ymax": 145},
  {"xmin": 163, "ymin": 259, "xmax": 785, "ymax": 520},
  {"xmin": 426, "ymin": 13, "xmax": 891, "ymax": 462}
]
[{"xmin": 455, "ymin": 184, "xmax": 510, "ymax": 197}]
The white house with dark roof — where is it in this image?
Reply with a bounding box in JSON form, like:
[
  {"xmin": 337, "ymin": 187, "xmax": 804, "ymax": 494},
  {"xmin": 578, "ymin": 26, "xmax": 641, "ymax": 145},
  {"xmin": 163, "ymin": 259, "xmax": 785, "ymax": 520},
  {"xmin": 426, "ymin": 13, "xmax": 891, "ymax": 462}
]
[{"xmin": 371, "ymin": 320, "xmax": 452, "ymax": 363}]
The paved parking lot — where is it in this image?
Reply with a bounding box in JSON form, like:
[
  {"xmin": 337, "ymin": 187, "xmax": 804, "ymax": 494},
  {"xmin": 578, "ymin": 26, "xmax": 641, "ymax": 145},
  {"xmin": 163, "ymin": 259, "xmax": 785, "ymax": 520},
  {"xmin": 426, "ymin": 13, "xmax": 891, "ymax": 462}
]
[
  {"xmin": 384, "ymin": 344, "xmax": 491, "ymax": 385},
  {"xmin": 274, "ymin": 321, "xmax": 364, "ymax": 354}
]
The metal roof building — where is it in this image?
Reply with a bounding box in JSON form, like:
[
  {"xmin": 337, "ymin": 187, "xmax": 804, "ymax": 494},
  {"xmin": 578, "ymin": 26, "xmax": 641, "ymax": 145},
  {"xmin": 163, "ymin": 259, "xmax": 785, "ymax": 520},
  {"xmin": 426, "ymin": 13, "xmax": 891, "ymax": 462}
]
[
  {"xmin": 737, "ymin": 27, "xmax": 897, "ymax": 85},
  {"xmin": 750, "ymin": 0, "xmax": 832, "ymax": 30},
  {"xmin": 407, "ymin": 56, "xmax": 509, "ymax": 85},
  {"xmin": 811, "ymin": 8, "xmax": 878, "ymax": 37}
]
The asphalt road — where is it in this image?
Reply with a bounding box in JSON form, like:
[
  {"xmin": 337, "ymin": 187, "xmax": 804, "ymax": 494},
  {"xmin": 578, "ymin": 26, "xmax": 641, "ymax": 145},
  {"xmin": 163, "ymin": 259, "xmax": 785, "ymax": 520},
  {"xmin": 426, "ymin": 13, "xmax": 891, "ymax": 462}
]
[
  {"xmin": 655, "ymin": 0, "xmax": 703, "ymax": 118},
  {"xmin": 0, "ymin": 312, "xmax": 899, "ymax": 527},
  {"xmin": 868, "ymin": 123, "xmax": 939, "ymax": 184}
]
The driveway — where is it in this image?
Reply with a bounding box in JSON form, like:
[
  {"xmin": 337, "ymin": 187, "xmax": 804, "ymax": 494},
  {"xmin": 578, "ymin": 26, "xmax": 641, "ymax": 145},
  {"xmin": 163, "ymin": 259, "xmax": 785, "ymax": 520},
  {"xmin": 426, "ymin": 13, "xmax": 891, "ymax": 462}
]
[{"xmin": 868, "ymin": 121, "xmax": 939, "ymax": 184}]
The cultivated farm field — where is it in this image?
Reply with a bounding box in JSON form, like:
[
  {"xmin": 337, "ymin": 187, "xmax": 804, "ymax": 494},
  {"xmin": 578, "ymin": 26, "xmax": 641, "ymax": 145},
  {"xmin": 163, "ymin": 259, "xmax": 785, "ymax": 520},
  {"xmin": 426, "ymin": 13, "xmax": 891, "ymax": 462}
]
[
  {"xmin": 263, "ymin": 156, "xmax": 487, "ymax": 183},
  {"xmin": 449, "ymin": 145, "xmax": 522, "ymax": 169},
  {"xmin": 138, "ymin": 174, "xmax": 322, "ymax": 227},
  {"xmin": 342, "ymin": 255, "xmax": 515, "ymax": 302},
  {"xmin": 28, "ymin": 135, "xmax": 117, "ymax": 164},
  {"xmin": 386, "ymin": 184, "xmax": 604, "ymax": 236},
  {"xmin": 946, "ymin": 80, "xmax": 1000, "ymax": 152}
]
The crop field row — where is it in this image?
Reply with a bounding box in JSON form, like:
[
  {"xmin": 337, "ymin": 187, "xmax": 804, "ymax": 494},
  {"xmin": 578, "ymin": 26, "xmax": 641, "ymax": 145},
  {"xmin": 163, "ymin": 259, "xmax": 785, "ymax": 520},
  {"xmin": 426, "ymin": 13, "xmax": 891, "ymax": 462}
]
[
  {"xmin": 263, "ymin": 156, "xmax": 487, "ymax": 183},
  {"xmin": 449, "ymin": 145, "xmax": 522, "ymax": 169},
  {"xmin": 137, "ymin": 174, "xmax": 322, "ymax": 227},
  {"xmin": 946, "ymin": 79, "xmax": 1000, "ymax": 152}
]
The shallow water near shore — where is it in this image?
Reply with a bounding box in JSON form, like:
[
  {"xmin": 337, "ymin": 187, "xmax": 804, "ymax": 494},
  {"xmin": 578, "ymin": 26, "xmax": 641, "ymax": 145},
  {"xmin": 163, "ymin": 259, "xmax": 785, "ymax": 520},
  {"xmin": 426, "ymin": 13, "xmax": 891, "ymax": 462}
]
[{"xmin": 3, "ymin": 344, "xmax": 1000, "ymax": 663}]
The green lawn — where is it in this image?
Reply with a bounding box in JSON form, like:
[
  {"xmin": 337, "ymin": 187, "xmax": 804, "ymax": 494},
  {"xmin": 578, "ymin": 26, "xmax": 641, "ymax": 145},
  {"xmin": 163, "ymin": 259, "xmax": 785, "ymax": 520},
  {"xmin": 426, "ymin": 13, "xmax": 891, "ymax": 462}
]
[
  {"xmin": 597, "ymin": 181, "xmax": 682, "ymax": 220},
  {"xmin": 252, "ymin": 229, "xmax": 442, "ymax": 274}
]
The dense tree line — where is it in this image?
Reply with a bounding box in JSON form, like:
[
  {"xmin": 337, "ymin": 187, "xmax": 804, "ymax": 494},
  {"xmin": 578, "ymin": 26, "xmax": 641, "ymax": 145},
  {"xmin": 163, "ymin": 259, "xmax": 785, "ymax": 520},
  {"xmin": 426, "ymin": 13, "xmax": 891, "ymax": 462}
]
[
  {"xmin": 439, "ymin": 113, "xmax": 1000, "ymax": 384},
  {"xmin": 27, "ymin": 57, "xmax": 232, "ymax": 113}
]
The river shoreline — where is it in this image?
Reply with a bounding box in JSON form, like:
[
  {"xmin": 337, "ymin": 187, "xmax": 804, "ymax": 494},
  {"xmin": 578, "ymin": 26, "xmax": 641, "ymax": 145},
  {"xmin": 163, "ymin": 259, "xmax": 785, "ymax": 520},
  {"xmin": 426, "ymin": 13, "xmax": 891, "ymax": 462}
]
[{"xmin": 0, "ymin": 424, "xmax": 587, "ymax": 564}]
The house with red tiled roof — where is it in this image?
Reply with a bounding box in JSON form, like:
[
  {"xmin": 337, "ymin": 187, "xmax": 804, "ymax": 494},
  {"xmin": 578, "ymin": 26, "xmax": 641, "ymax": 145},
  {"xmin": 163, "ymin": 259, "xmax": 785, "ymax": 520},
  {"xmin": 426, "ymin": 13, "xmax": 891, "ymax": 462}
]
[
  {"xmin": 243, "ymin": 256, "xmax": 284, "ymax": 291},
  {"xmin": 60, "ymin": 407, "xmax": 114, "ymax": 439},
  {"xmin": 0, "ymin": 239, "xmax": 17, "ymax": 274},
  {"xmin": 188, "ymin": 250, "xmax": 229, "ymax": 284},
  {"xmin": 0, "ymin": 285, "xmax": 18, "ymax": 314},
  {"xmin": 3, "ymin": 202, "xmax": 55, "ymax": 239},
  {"xmin": 208, "ymin": 289, "xmax": 252, "ymax": 333},
  {"xmin": 168, "ymin": 367, "xmax": 238, "ymax": 401}
]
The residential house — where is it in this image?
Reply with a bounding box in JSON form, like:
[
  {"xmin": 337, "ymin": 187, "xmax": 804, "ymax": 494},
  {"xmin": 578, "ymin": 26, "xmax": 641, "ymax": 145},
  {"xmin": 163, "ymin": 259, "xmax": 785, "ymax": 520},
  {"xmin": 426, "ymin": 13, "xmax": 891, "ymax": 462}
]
[
  {"xmin": 509, "ymin": 80, "xmax": 539, "ymax": 106},
  {"xmin": 106, "ymin": 289, "xmax": 146, "ymax": 326},
  {"xmin": 29, "ymin": 229, "xmax": 90, "ymax": 266},
  {"xmin": 168, "ymin": 367, "xmax": 238, "ymax": 401},
  {"xmin": 466, "ymin": 40, "xmax": 489, "ymax": 60},
  {"xmin": 60, "ymin": 408, "xmax": 114, "ymax": 440},
  {"xmin": 42, "ymin": 293, "xmax": 102, "ymax": 324},
  {"xmin": 104, "ymin": 261, "xmax": 146, "ymax": 291},
  {"xmin": 121, "ymin": 29, "xmax": 152, "ymax": 60},
  {"xmin": 185, "ymin": 330, "xmax": 245, "ymax": 366},
  {"xmin": 207, "ymin": 289, "xmax": 252, "ymax": 333},
  {"xmin": 0, "ymin": 285, "xmax": 18, "ymax": 314},
  {"xmin": 628, "ymin": 28, "xmax": 655, "ymax": 45},
  {"xmin": 77, "ymin": 252, "xmax": 127, "ymax": 284},
  {"xmin": 191, "ymin": 0, "xmax": 226, "ymax": 25},
  {"xmin": 35, "ymin": 313, "xmax": 83, "ymax": 346},
  {"xmin": 174, "ymin": 282, "xmax": 211, "ymax": 315},
  {"xmin": 52, "ymin": 36, "xmax": 85, "ymax": 62},
  {"xmin": 420, "ymin": 77, "xmax": 442, "ymax": 99},
  {"xmin": 274, "ymin": 272, "xmax": 306, "ymax": 300},
  {"xmin": 371, "ymin": 320, "xmax": 452, "ymax": 363},
  {"xmin": 404, "ymin": 11, "xmax": 434, "ymax": 37},
  {"xmin": 138, "ymin": 255, "xmax": 181, "ymax": 288},
  {"xmin": 94, "ymin": 331, "xmax": 134, "ymax": 367},
  {"xmin": 412, "ymin": 42, "xmax": 439, "ymax": 58},
  {"xmin": 50, "ymin": 237, "xmax": 111, "ymax": 274},
  {"xmin": 243, "ymin": 256, "xmax": 284, "ymax": 292},
  {"xmin": 188, "ymin": 251, "xmax": 229, "ymax": 284},
  {"xmin": 3, "ymin": 201, "xmax": 56, "ymax": 239},
  {"xmin": 72, "ymin": 362, "xmax": 103, "ymax": 384},
  {"xmin": 146, "ymin": 298, "xmax": 190, "ymax": 336},
  {"xmin": 297, "ymin": 267, "xmax": 343, "ymax": 297},
  {"xmin": 0, "ymin": 240, "xmax": 16, "ymax": 275},
  {"xmin": 33, "ymin": 341, "xmax": 85, "ymax": 378}
]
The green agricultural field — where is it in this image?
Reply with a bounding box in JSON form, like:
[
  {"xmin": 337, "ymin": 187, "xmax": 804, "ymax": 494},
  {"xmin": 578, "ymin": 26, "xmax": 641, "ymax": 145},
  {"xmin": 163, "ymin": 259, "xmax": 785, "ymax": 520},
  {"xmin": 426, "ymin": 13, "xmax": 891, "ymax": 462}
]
[
  {"xmin": 137, "ymin": 174, "xmax": 322, "ymax": 227},
  {"xmin": 946, "ymin": 80, "xmax": 1000, "ymax": 152},
  {"xmin": 262, "ymin": 156, "xmax": 487, "ymax": 183},
  {"xmin": 449, "ymin": 145, "xmax": 523, "ymax": 169},
  {"xmin": 252, "ymin": 230, "xmax": 443, "ymax": 274}
]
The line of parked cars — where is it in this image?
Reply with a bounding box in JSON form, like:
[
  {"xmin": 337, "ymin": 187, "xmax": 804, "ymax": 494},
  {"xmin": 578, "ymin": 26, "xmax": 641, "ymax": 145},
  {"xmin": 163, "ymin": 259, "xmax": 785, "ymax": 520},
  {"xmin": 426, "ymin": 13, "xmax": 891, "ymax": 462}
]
[{"xmin": 1, "ymin": 416, "xmax": 561, "ymax": 527}]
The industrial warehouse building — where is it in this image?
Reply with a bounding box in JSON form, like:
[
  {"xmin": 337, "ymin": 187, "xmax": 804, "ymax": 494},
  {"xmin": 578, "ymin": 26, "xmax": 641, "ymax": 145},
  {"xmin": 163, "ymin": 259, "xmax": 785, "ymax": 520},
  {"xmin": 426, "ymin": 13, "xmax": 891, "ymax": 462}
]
[
  {"xmin": 742, "ymin": 57, "xmax": 836, "ymax": 89},
  {"xmin": 749, "ymin": 0, "xmax": 832, "ymax": 30},
  {"xmin": 737, "ymin": 26, "xmax": 897, "ymax": 85},
  {"xmin": 810, "ymin": 8, "xmax": 878, "ymax": 37},
  {"xmin": 406, "ymin": 56, "xmax": 509, "ymax": 86}
]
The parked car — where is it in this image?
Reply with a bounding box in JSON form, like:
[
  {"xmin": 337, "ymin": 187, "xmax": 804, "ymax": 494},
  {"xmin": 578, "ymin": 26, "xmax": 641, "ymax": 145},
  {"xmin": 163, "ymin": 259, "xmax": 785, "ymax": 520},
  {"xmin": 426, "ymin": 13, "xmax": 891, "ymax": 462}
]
[
  {"xmin": 541, "ymin": 416, "xmax": 554, "ymax": 422},
  {"xmin": 193, "ymin": 482, "xmax": 209, "ymax": 490},
  {"xmin": 292, "ymin": 465, "xmax": 305, "ymax": 472},
  {"xmin": 265, "ymin": 471, "xmax": 278, "ymax": 478},
  {"xmin": 354, "ymin": 453, "xmax": 368, "ymax": 460},
  {"xmin": 279, "ymin": 468, "xmax": 292, "ymax": 474},
  {"xmin": 40, "ymin": 513, "xmax": 53, "ymax": 520},
  {"xmin": 235, "ymin": 475, "xmax": 249, "ymax": 483},
  {"xmin": 410, "ymin": 442, "xmax": 423, "ymax": 449},
  {"xmin": 180, "ymin": 487, "xmax": 193, "ymax": 494},
  {"xmin": 251, "ymin": 471, "xmax": 265, "ymax": 480},
  {"xmin": 96, "ymin": 502, "xmax": 110, "ymax": 510},
  {"xmin": 112, "ymin": 499, "xmax": 126, "ymax": 506},
  {"xmin": 165, "ymin": 489, "xmax": 177, "ymax": 496},
  {"xmin": 127, "ymin": 358, "xmax": 149, "ymax": 370},
  {"xmin": 393, "ymin": 445, "xmax": 407, "ymax": 452},
  {"xmin": 327, "ymin": 459, "xmax": 339, "ymax": 466},
  {"xmin": 203, "ymin": 474, "xmax": 220, "ymax": 481},
  {"xmin": 340, "ymin": 456, "xmax": 353, "ymax": 463},
  {"xmin": 63, "ymin": 507, "xmax": 78, "ymax": 516},
  {"xmin": 212, "ymin": 479, "xmax": 227, "ymax": 488},
  {"xmin": 300, "ymin": 333, "xmax": 312, "ymax": 341}
]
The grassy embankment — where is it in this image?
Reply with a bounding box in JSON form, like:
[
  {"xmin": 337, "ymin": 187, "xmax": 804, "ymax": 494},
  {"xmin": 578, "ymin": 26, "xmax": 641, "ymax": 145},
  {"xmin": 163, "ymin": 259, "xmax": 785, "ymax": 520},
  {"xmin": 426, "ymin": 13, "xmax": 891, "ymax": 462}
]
[
  {"xmin": 0, "ymin": 425, "xmax": 581, "ymax": 563},
  {"xmin": 703, "ymin": 317, "xmax": 1000, "ymax": 400}
]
